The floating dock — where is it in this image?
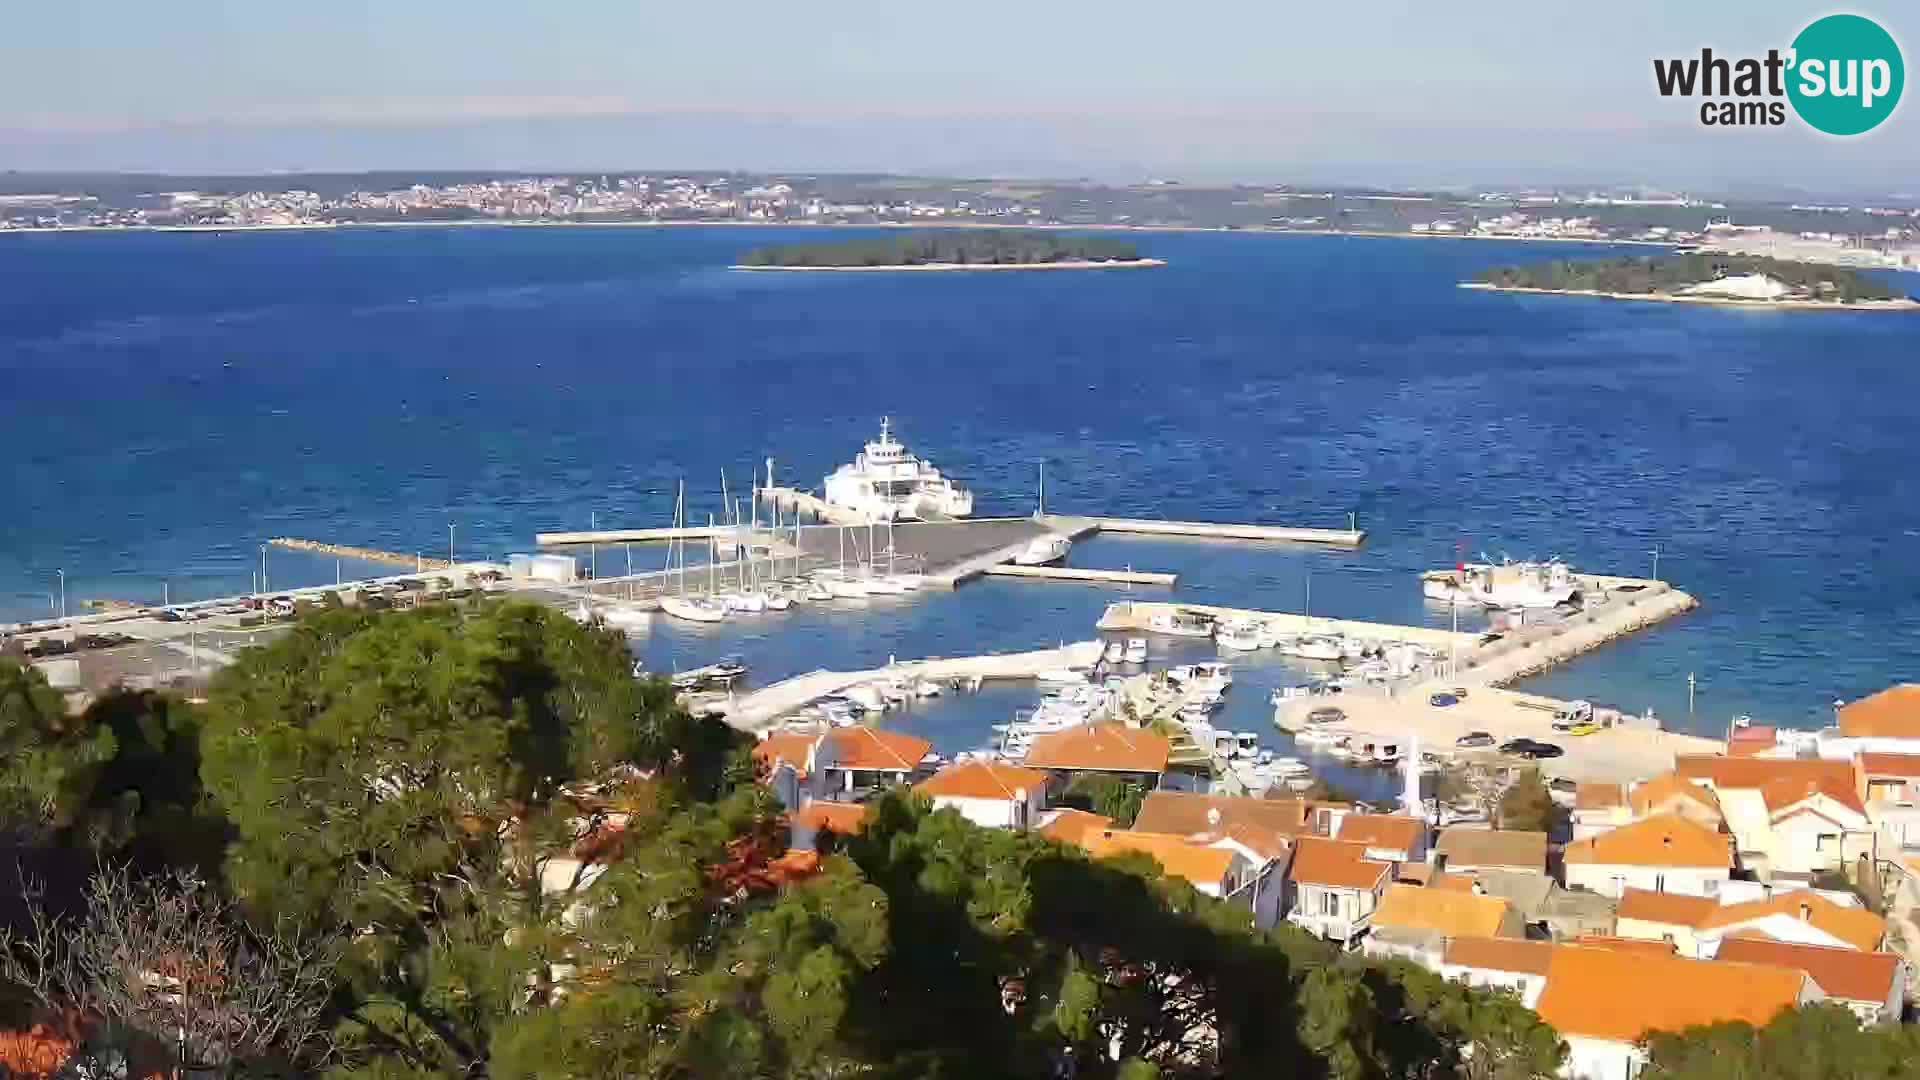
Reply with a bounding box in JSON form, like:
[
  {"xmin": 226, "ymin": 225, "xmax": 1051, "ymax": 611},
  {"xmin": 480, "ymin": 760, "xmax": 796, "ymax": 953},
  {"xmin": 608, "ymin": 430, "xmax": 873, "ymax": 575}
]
[
  {"xmin": 536, "ymin": 525, "xmax": 742, "ymax": 546},
  {"xmin": 982, "ymin": 564, "xmax": 1178, "ymax": 586},
  {"xmin": 1458, "ymin": 583, "xmax": 1698, "ymax": 689},
  {"xmin": 1096, "ymin": 600, "xmax": 1478, "ymax": 651},
  {"xmin": 722, "ymin": 640, "xmax": 1106, "ymax": 731}
]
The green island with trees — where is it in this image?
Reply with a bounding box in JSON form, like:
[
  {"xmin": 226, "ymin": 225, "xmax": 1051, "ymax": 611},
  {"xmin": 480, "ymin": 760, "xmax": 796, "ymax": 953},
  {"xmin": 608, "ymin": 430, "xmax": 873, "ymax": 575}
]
[
  {"xmin": 3, "ymin": 601, "xmax": 1919, "ymax": 1077},
  {"xmin": 737, "ymin": 229, "xmax": 1156, "ymax": 269},
  {"xmin": 1470, "ymin": 253, "xmax": 1914, "ymax": 307}
]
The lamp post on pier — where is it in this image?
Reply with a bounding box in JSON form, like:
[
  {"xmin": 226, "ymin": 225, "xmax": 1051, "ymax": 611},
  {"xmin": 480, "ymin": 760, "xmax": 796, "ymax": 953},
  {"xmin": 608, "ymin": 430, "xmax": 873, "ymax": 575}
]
[{"xmin": 56, "ymin": 569, "xmax": 65, "ymax": 621}]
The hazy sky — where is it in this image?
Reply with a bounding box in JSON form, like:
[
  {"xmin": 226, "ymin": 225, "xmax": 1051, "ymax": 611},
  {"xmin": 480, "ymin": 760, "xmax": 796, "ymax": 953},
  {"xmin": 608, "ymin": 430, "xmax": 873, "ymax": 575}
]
[{"xmin": 2, "ymin": 1, "xmax": 1914, "ymax": 191}]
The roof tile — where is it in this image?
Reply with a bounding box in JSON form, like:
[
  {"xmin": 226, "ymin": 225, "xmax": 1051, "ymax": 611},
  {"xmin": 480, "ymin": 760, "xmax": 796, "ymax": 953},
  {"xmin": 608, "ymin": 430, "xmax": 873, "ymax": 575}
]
[
  {"xmin": 1289, "ymin": 837, "xmax": 1393, "ymax": 890},
  {"xmin": 1837, "ymin": 684, "xmax": 1920, "ymax": 739},
  {"xmin": 1563, "ymin": 813, "xmax": 1731, "ymax": 870},
  {"xmin": 915, "ymin": 761, "xmax": 1049, "ymax": 801},
  {"xmin": 1535, "ymin": 947, "xmax": 1807, "ymax": 1044},
  {"xmin": 1372, "ymin": 883, "xmax": 1517, "ymax": 939},
  {"xmin": 1335, "ymin": 814, "xmax": 1426, "ymax": 852},
  {"xmin": 1024, "ymin": 723, "xmax": 1170, "ymax": 774},
  {"xmin": 824, "ymin": 727, "xmax": 932, "ymax": 772},
  {"xmin": 1443, "ymin": 935, "xmax": 1555, "ymax": 975},
  {"xmin": 1713, "ymin": 937, "xmax": 1902, "ymax": 1003},
  {"xmin": 1433, "ymin": 828, "xmax": 1548, "ymax": 872}
]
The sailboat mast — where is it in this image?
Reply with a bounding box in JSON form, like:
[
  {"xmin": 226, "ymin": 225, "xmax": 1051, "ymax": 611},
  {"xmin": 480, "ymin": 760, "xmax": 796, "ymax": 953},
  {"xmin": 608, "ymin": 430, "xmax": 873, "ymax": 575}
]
[{"xmin": 708, "ymin": 514, "xmax": 717, "ymax": 595}]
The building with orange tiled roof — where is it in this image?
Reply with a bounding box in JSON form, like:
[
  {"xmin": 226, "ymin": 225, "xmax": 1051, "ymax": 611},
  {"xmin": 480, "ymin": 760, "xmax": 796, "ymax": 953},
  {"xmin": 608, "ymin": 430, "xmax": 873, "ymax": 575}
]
[
  {"xmin": 1714, "ymin": 936, "xmax": 1907, "ymax": 1025},
  {"xmin": 1629, "ymin": 772, "xmax": 1724, "ymax": 828},
  {"xmin": 1075, "ymin": 829, "xmax": 1242, "ymax": 896},
  {"xmin": 1361, "ymin": 883, "xmax": 1523, "ymax": 967},
  {"xmin": 1037, "ymin": 807, "xmax": 1114, "ymax": 845},
  {"xmin": 790, "ymin": 800, "xmax": 870, "ymax": 851},
  {"xmin": 1536, "ymin": 945, "xmax": 1817, "ymax": 1080},
  {"xmin": 816, "ymin": 727, "xmax": 933, "ymax": 797},
  {"xmin": 1562, "ymin": 813, "xmax": 1733, "ymax": 899},
  {"xmin": 1835, "ymin": 684, "xmax": 1920, "ymax": 740},
  {"xmin": 1568, "ymin": 935, "xmax": 1677, "ymax": 957},
  {"xmin": 1334, "ymin": 813, "xmax": 1428, "ymax": 862},
  {"xmin": 1022, "ymin": 723, "xmax": 1169, "ymax": 781},
  {"xmin": 1570, "ymin": 782, "xmax": 1630, "ymax": 840},
  {"xmin": 1134, "ymin": 790, "xmax": 1345, "ymax": 842},
  {"xmin": 1857, "ymin": 751, "xmax": 1920, "ymax": 805},
  {"xmin": 1285, "ymin": 837, "xmax": 1393, "ymax": 945},
  {"xmin": 914, "ymin": 761, "xmax": 1050, "ymax": 830},
  {"xmin": 1673, "ymin": 754, "xmax": 1872, "ymax": 884},
  {"xmin": 1439, "ymin": 936, "xmax": 1555, "ymax": 1006},
  {"xmin": 1610, "ymin": 883, "xmax": 1886, "ymax": 960}
]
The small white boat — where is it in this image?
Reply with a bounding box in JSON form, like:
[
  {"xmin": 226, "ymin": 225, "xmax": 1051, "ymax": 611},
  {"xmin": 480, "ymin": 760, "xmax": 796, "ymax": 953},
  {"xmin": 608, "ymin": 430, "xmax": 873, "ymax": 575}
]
[
  {"xmin": 723, "ymin": 591, "xmax": 766, "ymax": 614},
  {"xmin": 806, "ymin": 579, "xmax": 833, "ymax": 602},
  {"xmin": 1288, "ymin": 635, "xmax": 1344, "ymax": 662},
  {"xmin": 1167, "ymin": 662, "xmax": 1233, "ymax": 693},
  {"xmin": 843, "ymin": 684, "xmax": 888, "ymax": 712},
  {"xmin": 1124, "ymin": 638, "xmax": 1148, "ymax": 663},
  {"xmin": 764, "ymin": 588, "xmax": 794, "ymax": 611},
  {"xmin": 661, "ymin": 595, "xmax": 728, "ymax": 623},
  {"xmin": 912, "ymin": 679, "xmax": 944, "ymax": 698},
  {"xmin": 891, "ymin": 573, "xmax": 925, "ymax": 591},
  {"xmin": 1215, "ymin": 621, "xmax": 1263, "ymax": 652},
  {"xmin": 1146, "ymin": 610, "xmax": 1215, "ymax": 638},
  {"xmin": 1014, "ymin": 533, "xmax": 1073, "ymax": 566},
  {"xmin": 1371, "ymin": 743, "xmax": 1403, "ymax": 766},
  {"xmin": 1269, "ymin": 757, "xmax": 1311, "ymax": 778},
  {"xmin": 863, "ymin": 573, "xmax": 908, "ymax": 596},
  {"xmin": 1104, "ymin": 640, "xmax": 1126, "ymax": 663},
  {"xmin": 823, "ymin": 574, "xmax": 870, "ymax": 599},
  {"xmin": 1036, "ymin": 667, "xmax": 1090, "ymax": 685},
  {"xmin": 1255, "ymin": 622, "xmax": 1282, "ymax": 649},
  {"xmin": 597, "ymin": 605, "xmax": 652, "ymax": 631}
]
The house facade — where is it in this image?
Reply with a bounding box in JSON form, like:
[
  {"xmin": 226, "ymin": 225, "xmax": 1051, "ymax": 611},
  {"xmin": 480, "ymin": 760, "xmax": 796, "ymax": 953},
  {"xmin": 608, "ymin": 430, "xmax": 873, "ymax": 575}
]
[
  {"xmin": 1284, "ymin": 837, "xmax": 1392, "ymax": 945},
  {"xmin": 1562, "ymin": 813, "xmax": 1733, "ymax": 899},
  {"xmin": 914, "ymin": 761, "xmax": 1050, "ymax": 830}
]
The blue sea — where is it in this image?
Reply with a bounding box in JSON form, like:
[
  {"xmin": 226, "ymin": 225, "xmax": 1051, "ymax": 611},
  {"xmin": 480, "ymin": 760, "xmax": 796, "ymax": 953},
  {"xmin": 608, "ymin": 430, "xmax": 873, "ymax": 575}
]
[{"xmin": 5, "ymin": 224, "xmax": 1919, "ymax": 765}]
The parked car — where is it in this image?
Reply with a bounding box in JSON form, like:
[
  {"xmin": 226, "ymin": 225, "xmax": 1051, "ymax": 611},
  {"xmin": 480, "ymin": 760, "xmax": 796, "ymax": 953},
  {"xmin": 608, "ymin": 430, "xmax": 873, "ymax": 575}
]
[
  {"xmin": 1548, "ymin": 776, "xmax": 1579, "ymax": 794},
  {"xmin": 1306, "ymin": 706, "xmax": 1347, "ymax": 726},
  {"xmin": 1429, "ymin": 692, "xmax": 1459, "ymax": 708},
  {"xmin": 1455, "ymin": 730, "xmax": 1495, "ymax": 748},
  {"xmin": 1563, "ymin": 721, "xmax": 1601, "ymax": 737},
  {"xmin": 1500, "ymin": 738, "xmax": 1564, "ymax": 760}
]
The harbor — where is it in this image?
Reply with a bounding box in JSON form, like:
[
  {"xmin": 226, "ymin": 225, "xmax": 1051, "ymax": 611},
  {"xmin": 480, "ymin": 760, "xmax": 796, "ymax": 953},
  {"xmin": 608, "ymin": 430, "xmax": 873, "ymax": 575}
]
[{"xmin": 7, "ymin": 417, "xmax": 1722, "ymax": 793}]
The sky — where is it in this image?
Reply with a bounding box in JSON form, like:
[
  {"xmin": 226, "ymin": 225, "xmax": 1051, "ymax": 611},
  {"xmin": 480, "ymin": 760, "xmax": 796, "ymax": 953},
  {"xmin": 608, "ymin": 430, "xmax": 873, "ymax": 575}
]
[{"xmin": 2, "ymin": 1, "xmax": 1915, "ymax": 193}]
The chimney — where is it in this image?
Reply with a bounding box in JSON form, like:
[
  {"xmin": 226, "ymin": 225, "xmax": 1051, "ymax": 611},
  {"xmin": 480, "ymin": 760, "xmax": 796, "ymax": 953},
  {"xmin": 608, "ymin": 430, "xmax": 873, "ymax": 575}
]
[
  {"xmin": 1207, "ymin": 807, "xmax": 1223, "ymax": 829},
  {"xmin": 1799, "ymin": 901, "xmax": 1812, "ymax": 922}
]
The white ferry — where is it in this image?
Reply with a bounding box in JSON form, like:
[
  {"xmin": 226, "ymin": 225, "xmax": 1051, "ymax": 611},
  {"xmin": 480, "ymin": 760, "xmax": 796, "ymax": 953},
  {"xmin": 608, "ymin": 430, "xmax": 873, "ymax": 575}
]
[{"xmin": 822, "ymin": 418, "xmax": 974, "ymax": 522}]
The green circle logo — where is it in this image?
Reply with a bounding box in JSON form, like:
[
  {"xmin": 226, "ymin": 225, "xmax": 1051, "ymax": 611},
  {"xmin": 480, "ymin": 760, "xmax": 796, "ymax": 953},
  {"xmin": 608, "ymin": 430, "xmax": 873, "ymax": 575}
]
[{"xmin": 1787, "ymin": 14, "xmax": 1904, "ymax": 135}]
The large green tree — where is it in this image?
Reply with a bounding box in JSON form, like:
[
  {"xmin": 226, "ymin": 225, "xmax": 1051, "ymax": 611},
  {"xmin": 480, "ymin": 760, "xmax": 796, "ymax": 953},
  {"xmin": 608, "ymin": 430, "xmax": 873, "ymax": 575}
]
[
  {"xmin": 1641, "ymin": 1004, "xmax": 1920, "ymax": 1079},
  {"xmin": 0, "ymin": 658, "xmax": 115, "ymax": 845}
]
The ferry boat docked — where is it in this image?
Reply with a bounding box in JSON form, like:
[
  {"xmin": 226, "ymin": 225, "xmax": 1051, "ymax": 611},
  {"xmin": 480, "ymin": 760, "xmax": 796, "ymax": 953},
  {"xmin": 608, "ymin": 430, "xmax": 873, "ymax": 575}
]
[{"xmin": 822, "ymin": 417, "xmax": 975, "ymax": 522}]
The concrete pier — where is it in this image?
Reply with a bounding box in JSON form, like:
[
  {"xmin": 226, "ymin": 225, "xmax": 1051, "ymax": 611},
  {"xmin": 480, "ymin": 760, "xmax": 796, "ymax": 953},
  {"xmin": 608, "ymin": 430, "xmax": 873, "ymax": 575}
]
[
  {"xmin": 269, "ymin": 538, "xmax": 454, "ymax": 570},
  {"xmin": 722, "ymin": 640, "xmax": 1105, "ymax": 731},
  {"xmin": 1075, "ymin": 516, "xmax": 1366, "ymax": 547},
  {"xmin": 982, "ymin": 564, "xmax": 1178, "ymax": 586}
]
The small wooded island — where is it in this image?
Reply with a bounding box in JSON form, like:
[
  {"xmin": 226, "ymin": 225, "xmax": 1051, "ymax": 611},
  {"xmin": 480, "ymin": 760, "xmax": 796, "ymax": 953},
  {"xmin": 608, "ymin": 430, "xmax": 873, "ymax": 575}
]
[
  {"xmin": 1465, "ymin": 254, "xmax": 1917, "ymax": 309},
  {"xmin": 734, "ymin": 230, "xmax": 1163, "ymax": 271}
]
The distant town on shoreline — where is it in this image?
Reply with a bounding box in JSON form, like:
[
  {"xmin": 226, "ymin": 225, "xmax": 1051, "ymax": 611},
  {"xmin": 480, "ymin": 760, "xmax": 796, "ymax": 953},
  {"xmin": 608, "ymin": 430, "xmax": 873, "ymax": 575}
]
[{"xmin": 6, "ymin": 169, "xmax": 1920, "ymax": 272}]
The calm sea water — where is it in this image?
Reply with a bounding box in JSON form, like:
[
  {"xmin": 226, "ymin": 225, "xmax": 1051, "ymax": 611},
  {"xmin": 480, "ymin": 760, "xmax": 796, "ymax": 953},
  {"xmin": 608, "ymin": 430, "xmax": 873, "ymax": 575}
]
[{"xmin": 5, "ymin": 224, "xmax": 1919, "ymax": 759}]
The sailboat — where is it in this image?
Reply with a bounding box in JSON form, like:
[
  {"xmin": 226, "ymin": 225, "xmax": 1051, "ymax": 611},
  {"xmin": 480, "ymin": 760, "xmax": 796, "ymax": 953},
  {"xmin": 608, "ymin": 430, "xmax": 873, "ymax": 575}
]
[
  {"xmin": 818, "ymin": 526, "xmax": 870, "ymax": 598},
  {"xmin": 660, "ymin": 483, "xmax": 727, "ymax": 623},
  {"xmin": 883, "ymin": 517, "xmax": 924, "ymax": 590},
  {"xmin": 862, "ymin": 520, "xmax": 907, "ymax": 594}
]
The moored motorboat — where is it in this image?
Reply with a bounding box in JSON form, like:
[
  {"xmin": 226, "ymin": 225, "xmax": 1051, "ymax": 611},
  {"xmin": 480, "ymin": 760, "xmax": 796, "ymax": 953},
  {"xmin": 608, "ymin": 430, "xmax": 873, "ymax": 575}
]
[
  {"xmin": 1124, "ymin": 638, "xmax": 1148, "ymax": 663},
  {"xmin": 1013, "ymin": 533, "xmax": 1074, "ymax": 566},
  {"xmin": 1215, "ymin": 621, "xmax": 1263, "ymax": 652},
  {"xmin": 661, "ymin": 594, "xmax": 728, "ymax": 623}
]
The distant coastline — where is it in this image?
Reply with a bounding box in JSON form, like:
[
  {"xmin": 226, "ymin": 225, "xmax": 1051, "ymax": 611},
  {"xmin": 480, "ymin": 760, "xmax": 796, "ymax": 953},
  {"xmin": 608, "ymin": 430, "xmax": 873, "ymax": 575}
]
[
  {"xmin": 1459, "ymin": 281, "xmax": 1920, "ymax": 311},
  {"xmin": 730, "ymin": 257, "xmax": 1165, "ymax": 272}
]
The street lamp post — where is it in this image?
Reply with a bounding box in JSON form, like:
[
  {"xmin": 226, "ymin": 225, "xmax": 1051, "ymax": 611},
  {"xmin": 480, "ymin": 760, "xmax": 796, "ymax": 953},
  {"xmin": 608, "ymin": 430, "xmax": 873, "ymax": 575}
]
[
  {"xmin": 260, "ymin": 545, "xmax": 269, "ymax": 594},
  {"xmin": 449, "ymin": 522, "xmax": 456, "ymax": 565},
  {"xmin": 56, "ymin": 569, "xmax": 65, "ymax": 621}
]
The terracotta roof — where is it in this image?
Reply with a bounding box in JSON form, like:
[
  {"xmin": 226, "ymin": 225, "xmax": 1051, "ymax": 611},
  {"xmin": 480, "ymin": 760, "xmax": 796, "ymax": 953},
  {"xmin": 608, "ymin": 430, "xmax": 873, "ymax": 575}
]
[
  {"xmin": 793, "ymin": 801, "xmax": 869, "ymax": 836},
  {"xmin": 1571, "ymin": 935, "xmax": 1677, "ymax": 956},
  {"xmin": 1134, "ymin": 790, "xmax": 1334, "ymax": 840},
  {"xmin": 1562, "ymin": 813, "xmax": 1731, "ymax": 870},
  {"xmin": 1575, "ymin": 782, "xmax": 1626, "ymax": 810},
  {"xmin": 1714, "ymin": 937, "xmax": 1903, "ymax": 1003},
  {"xmin": 1335, "ymin": 814, "xmax": 1426, "ymax": 852},
  {"xmin": 1039, "ymin": 808, "xmax": 1115, "ymax": 845},
  {"xmin": 1433, "ymin": 828, "xmax": 1548, "ymax": 871},
  {"xmin": 1701, "ymin": 891, "xmax": 1886, "ymax": 953},
  {"xmin": 1535, "ymin": 947, "xmax": 1807, "ymax": 1045},
  {"xmin": 1616, "ymin": 888, "xmax": 1719, "ymax": 927},
  {"xmin": 1759, "ymin": 773, "xmax": 1867, "ymax": 819},
  {"xmin": 1837, "ymin": 684, "xmax": 1920, "ymax": 739},
  {"xmin": 1076, "ymin": 829, "xmax": 1237, "ymax": 889},
  {"xmin": 1443, "ymin": 936, "xmax": 1555, "ymax": 976},
  {"xmin": 1629, "ymin": 773, "xmax": 1721, "ymax": 817},
  {"xmin": 1675, "ymin": 755, "xmax": 1855, "ymax": 793},
  {"xmin": 1860, "ymin": 752, "xmax": 1920, "ymax": 778},
  {"xmin": 1219, "ymin": 822, "xmax": 1292, "ymax": 862},
  {"xmin": 1429, "ymin": 872, "xmax": 1480, "ymax": 893},
  {"xmin": 915, "ymin": 761, "xmax": 1049, "ymax": 801},
  {"xmin": 1727, "ymin": 725, "xmax": 1778, "ymax": 757},
  {"xmin": 1288, "ymin": 837, "xmax": 1392, "ymax": 891},
  {"xmin": 823, "ymin": 727, "xmax": 932, "ymax": 772},
  {"xmin": 753, "ymin": 730, "xmax": 821, "ymax": 775},
  {"xmin": 1024, "ymin": 723, "xmax": 1170, "ymax": 774},
  {"xmin": 1372, "ymin": 883, "xmax": 1517, "ymax": 939}
]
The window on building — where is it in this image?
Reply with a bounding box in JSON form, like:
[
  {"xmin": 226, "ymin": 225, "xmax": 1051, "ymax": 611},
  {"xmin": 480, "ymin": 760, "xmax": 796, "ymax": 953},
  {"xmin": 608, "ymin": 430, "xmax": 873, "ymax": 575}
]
[{"xmin": 1320, "ymin": 889, "xmax": 1339, "ymax": 916}]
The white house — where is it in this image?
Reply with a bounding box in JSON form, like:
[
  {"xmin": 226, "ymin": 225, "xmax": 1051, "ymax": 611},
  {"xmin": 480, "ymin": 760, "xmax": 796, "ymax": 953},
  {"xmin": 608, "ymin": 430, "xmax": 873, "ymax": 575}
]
[
  {"xmin": 913, "ymin": 761, "xmax": 1050, "ymax": 830},
  {"xmin": 1535, "ymin": 946, "xmax": 1820, "ymax": 1080},
  {"xmin": 1335, "ymin": 813, "xmax": 1428, "ymax": 864},
  {"xmin": 1562, "ymin": 813, "xmax": 1733, "ymax": 899},
  {"xmin": 1285, "ymin": 837, "xmax": 1393, "ymax": 946},
  {"xmin": 1674, "ymin": 755, "xmax": 1870, "ymax": 884},
  {"xmin": 1438, "ymin": 936, "xmax": 1554, "ymax": 1008},
  {"xmin": 1714, "ymin": 937, "xmax": 1906, "ymax": 1026},
  {"xmin": 1611, "ymin": 887, "xmax": 1886, "ymax": 959}
]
